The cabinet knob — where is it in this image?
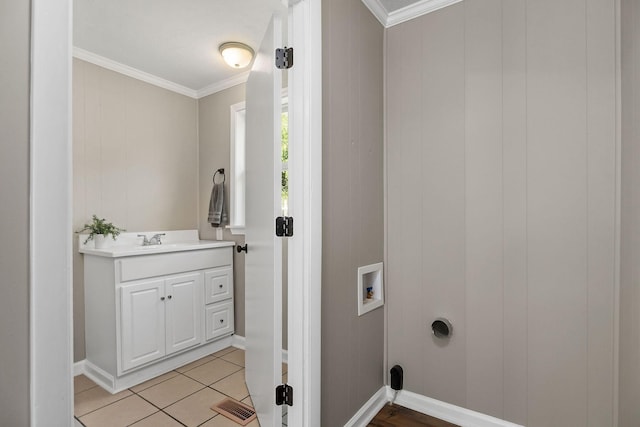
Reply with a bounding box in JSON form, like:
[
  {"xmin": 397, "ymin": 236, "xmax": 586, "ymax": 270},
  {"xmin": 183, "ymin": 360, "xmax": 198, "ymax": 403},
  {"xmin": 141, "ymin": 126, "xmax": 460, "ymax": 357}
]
[
  {"xmin": 160, "ymin": 297, "xmax": 165, "ymax": 301},
  {"xmin": 219, "ymin": 284, "xmax": 224, "ymax": 289},
  {"xmin": 220, "ymin": 319, "xmax": 224, "ymax": 323},
  {"xmin": 167, "ymin": 295, "xmax": 172, "ymax": 300}
]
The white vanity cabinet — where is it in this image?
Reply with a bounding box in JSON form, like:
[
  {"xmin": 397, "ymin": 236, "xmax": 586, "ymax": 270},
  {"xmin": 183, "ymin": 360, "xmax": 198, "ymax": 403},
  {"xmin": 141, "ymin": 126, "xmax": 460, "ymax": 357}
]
[{"xmin": 81, "ymin": 239, "xmax": 235, "ymax": 393}]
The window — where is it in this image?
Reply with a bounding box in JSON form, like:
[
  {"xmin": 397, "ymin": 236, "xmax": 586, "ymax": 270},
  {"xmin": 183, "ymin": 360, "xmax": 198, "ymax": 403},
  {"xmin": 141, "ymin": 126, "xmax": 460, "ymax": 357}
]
[
  {"xmin": 229, "ymin": 101, "xmax": 246, "ymax": 234},
  {"xmin": 229, "ymin": 96, "xmax": 288, "ymax": 234},
  {"xmin": 281, "ymin": 100, "xmax": 288, "ymax": 216}
]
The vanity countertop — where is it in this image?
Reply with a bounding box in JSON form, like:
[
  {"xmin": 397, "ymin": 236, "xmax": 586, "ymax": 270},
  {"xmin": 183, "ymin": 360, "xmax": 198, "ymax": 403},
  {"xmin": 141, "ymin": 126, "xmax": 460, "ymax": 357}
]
[{"xmin": 78, "ymin": 230, "xmax": 234, "ymax": 258}]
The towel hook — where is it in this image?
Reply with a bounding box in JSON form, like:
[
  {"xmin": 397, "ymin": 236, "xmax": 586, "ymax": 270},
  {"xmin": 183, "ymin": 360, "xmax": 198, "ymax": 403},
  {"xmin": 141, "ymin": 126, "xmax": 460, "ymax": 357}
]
[{"xmin": 213, "ymin": 168, "xmax": 225, "ymax": 184}]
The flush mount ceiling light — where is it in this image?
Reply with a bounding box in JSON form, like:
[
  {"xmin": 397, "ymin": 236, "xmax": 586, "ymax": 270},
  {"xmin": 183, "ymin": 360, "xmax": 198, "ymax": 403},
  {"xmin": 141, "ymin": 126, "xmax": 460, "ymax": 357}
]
[{"xmin": 219, "ymin": 42, "xmax": 255, "ymax": 69}]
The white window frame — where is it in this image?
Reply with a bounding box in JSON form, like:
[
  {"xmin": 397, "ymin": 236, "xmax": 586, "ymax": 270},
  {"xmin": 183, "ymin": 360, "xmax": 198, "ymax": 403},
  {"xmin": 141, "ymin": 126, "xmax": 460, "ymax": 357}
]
[{"xmin": 229, "ymin": 100, "xmax": 246, "ymax": 235}]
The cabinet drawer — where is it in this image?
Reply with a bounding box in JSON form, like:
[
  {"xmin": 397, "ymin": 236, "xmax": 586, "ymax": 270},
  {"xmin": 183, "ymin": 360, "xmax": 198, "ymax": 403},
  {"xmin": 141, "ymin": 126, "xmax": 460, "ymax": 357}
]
[
  {"xmin": 204, "ymin": 267, "xmax": 233, "ymax": 304},
  {"xmin": 205, "ymin": 301, "xmax": 234, "ymax": 341},
  {"xmin": 119, "ymin": 248, "xmax": 232, "ymax": 282}
]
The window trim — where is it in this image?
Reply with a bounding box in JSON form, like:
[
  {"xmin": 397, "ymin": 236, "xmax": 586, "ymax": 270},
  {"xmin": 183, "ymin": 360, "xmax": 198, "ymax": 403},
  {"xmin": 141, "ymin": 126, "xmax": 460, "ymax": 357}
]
[{"xmin": 228, "ymin": 100, "xmax": 246, "ymax": 235}]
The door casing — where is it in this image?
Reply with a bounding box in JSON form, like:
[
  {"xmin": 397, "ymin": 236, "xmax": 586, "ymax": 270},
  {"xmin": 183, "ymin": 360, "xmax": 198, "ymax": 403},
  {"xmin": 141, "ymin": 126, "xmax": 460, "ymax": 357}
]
[{"xmin": 29, "ymin": 0, "xmax": 322, "ymax": 425}]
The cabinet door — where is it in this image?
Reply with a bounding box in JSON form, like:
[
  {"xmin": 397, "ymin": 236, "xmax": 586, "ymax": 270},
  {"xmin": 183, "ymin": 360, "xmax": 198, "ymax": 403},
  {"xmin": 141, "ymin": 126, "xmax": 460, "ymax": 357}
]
[
  {"xmin": 165, "ymin": 273, "xmax": 203, "ymax": 355},
  {"xmin": 121, "ymin": 279, "xmax": 166, "ymax": 371},
  {"xmin": 204, "ymin": 267, "xmax": 233, "ymax": 304}
]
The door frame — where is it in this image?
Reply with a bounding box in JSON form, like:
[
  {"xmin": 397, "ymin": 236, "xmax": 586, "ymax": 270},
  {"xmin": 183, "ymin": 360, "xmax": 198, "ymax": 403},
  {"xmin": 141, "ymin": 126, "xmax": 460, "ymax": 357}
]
[
  {"xmin": 287, "ymin": 0, "xmax": 322, "ymax": 425},
  {"xmin": 30, "ymin": 0, "xmax": 74, "ymax": 425},
  {"xmin": 30, "ymin": 0, "xmax": 322, "ymax": 426}
]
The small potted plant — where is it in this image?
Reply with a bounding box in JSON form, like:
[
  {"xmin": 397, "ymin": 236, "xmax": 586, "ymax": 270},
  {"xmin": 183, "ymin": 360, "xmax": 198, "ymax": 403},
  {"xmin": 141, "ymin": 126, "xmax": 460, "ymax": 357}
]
[{"xmin": 77, "ymin": 215, "xmax": 125, "ymax": 249}]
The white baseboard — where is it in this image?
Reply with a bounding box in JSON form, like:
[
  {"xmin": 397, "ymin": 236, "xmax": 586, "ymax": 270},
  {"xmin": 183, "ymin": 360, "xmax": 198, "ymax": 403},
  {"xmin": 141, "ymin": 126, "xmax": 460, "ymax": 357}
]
[
  {"xmin": 74, "ymin": 336, "xmax": 233, "ymax": 393},
  {"xmin": 344, "ymin": 386, "xmax": 388, "ymax": 427},
  {"xmin": 76, "ymin": 336, "xmax": 247, "ymax": 378},
  {"xmin": 83, "ymin": 360, "xmax": 116, "ymax": 392},
  {"xmin": 73, "ymin": 360, "xmax": 85, "ymax": 377},
  {"xmin": 344, "ymin": 386, "xmax": 525, "ymax": 427},
  {"xmin": 232, "ymin": 334, "xmax": 246, "ymax": 350},
  {"xmin": 390, "ymin": 388, "xmax": 524, "ymax": 427}
]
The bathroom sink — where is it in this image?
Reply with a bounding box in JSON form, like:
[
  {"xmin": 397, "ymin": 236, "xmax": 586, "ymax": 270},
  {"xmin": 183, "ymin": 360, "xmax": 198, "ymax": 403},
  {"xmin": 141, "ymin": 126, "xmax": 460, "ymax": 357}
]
[{"xmin": 78, "ymin": 230, "xmax": 235, "ymax": 258}]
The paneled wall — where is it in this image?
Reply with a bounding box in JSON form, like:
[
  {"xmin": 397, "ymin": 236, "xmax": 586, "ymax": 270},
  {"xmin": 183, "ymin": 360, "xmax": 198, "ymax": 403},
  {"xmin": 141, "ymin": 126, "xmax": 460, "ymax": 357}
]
[
  {"xmin": 322, "ymin": 0, "xmax": 385, "ymax": 425},
  {"xmin": 198, "ymin": 84, "xmax": 249, "ymax": 338},
  {"xmin": 73, "ymin": 59, "xmax": 199, "ymax": 360},
  {"xmin": 386, "ymin": 1, "xmax": 617, "ymax": 425},
  {"xmin": 0, "ymin": 1, "xmax": 31, "ymax": 424},
  {"xmin": 620, "ymin": 0, "xmax": 640, "ymax": 425}
]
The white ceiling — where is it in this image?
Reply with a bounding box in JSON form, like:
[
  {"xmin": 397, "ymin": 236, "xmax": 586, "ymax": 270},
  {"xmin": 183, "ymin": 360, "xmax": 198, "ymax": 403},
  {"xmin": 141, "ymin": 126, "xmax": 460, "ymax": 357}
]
[{"xmin": 74, "ymin": 0, "xmax": 284, "ymax": 92}]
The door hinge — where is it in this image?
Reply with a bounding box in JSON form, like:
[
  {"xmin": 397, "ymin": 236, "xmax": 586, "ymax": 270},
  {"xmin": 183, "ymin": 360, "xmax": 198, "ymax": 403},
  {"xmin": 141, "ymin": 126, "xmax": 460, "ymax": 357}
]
[
  {"xmin": 275, "ymin": 47, "xmax": 294, "ymax": 69},
  {"xmin": 276, "ymin": 216, "xmax": 294, "ymax": 237},
  {"xmin": 275, "ymin": 384, "xmax": 293, "ymax": 406}
]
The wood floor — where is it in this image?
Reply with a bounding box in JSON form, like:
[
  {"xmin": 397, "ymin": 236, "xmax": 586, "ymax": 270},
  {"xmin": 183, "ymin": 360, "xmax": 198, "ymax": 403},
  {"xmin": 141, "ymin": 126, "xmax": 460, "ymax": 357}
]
[{"xmin": 368, "ymin": 404, "xmax": 460, "ymax": 427}]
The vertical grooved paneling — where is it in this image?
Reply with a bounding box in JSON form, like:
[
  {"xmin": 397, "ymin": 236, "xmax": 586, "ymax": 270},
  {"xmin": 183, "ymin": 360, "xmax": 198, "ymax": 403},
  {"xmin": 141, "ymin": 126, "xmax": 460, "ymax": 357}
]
[
  {"xmin": 348, "ymin": 0, "xmax": 359, "ymax": 412},
  {"xmin": 586, "ymin": 0, "xmax": 617, "ymax": 425},
  {"xmin": 356, "ymin": 2, "xmax": 386, "ymax": 408},
  {"xmin": 619, "ymin": 0, "xmax": 640, "ymax": 425},
  {"xmin": 100, "ymin": 71, "xmax": 127, "ymax": 226},
  {"xmin": 526, "ymin": 0, "xmax": 589, "ymax": 425},
  {"xmin": 84, "ymin": 63, "xmax": 103, "ymax": 216},
  {"xmin": 464, "ymin": 0, "xmax": 504, "ymax": 416},
  {"xmin": 385, "ymin": 0, "xmax": 617, "ymax": 425},
  {"xmin": 321, "ymin": 0, "xmax": 351, "ymax": 420},
  {"xmin": 73, "ymin": 59, "xmax": 88, "ymax": 361},
  {"xmin": 420, "ymin": 4, "xmax": 467, "ymax": 406},
  {"xmin": 389, "ymin": 16, "xmax": 425, "ymax": 397},
  {"xmin": 0, "ymin": 1, "xmax": 31, "ymax": 422},
  {"xmin": 322, "ymin": 0, "xmax": 385, "ymax": 424},
  {"xmin": 501, "ymin": 1, "xmax": 528, "ymax": 424}
]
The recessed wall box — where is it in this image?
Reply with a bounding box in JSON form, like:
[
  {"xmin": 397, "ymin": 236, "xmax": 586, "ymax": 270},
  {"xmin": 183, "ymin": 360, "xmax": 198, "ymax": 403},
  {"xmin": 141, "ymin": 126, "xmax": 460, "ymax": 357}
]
[{"xmin": 357, "ymin": 262, "xmax": 384, "ymax": 316}]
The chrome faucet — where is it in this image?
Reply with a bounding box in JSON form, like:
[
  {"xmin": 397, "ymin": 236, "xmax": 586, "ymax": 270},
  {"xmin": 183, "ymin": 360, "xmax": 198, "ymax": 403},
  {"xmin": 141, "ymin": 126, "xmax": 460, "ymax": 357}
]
[
  {"xmin": 149, "ymin": 233, "xmax": 165, "ymax": 245},
  {"xmin": 138, "ymin": 233, "xmax": 166, "ymax": 246}
]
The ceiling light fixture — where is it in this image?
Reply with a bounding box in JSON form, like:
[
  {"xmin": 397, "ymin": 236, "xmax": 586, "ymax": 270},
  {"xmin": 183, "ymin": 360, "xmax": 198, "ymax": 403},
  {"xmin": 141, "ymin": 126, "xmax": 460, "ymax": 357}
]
[{"xmin": 219, "ymin": 42, "xmax": 255, "ymax": 69}]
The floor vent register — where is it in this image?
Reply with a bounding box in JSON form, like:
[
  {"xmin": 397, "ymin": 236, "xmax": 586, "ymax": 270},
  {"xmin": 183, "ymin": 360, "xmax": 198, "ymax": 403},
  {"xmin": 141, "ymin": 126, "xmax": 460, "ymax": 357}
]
[{"xmin": 211, "ymin": 398, "xmax": 257, "ymax": 426}]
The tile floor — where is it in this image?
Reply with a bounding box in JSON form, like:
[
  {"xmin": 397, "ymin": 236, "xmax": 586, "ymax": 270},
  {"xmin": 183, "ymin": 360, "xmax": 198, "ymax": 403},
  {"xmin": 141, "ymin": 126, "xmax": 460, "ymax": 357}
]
[{"xmin": 74, "ymin": 347, "xmax": 289, "ymax": 427}]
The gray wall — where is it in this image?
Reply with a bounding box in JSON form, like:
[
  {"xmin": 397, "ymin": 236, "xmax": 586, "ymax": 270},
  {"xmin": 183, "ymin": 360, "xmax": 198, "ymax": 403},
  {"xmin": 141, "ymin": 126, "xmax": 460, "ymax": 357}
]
[
  {"xmin": 620, "ymin": 0, "xmax": 640, "ymax": 424},
  {"xmin": 322, "ymin": 0, "xmax": 385, "ymax": 425},
  {"xmin": 0, "ymin": 1, "xmax": 31, "ymax": 424},
  {"xmin": 73, "ymin": 59, "xmax": 199, "ymax": 360},
  {"xmin": 198, "ymin": 84, "xmax": 248, "ymax": 338},
  {"xmin": 386, "ymin": 1, "xmax": 617, "ymax": 426}
]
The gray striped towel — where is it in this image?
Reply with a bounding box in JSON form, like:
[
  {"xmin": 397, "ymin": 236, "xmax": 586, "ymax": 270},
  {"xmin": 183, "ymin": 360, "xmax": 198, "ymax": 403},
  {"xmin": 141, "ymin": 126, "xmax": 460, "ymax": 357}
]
[{"xmin": 208, "ymin": 182, "xmax": 228, "ymax": 227}]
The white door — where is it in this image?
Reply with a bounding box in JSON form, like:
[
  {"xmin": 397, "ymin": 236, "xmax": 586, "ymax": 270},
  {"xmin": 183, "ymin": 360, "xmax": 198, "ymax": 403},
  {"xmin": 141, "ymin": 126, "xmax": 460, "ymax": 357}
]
[
  {"xmin": 244, "ymin": 12, "xmax": 285, "ymax": 427},
  {"xmin": 120, "ymin": 279, "xmax": 166, "ymax": 371},
  {"xmin": 165, "ymin": 273, "xmax": 202, "ymax": 355}
]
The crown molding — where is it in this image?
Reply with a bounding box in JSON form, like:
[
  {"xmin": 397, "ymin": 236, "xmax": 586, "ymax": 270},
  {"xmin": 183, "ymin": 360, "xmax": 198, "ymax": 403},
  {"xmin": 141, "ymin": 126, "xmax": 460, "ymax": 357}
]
[
  {"xmin": 73, "ymin": 47, "xmax": 199, "ymax": 98},
  {"xmin": 387, "ymin": 0, "xmax": 463, "ymax": 27},
  {"xmin": 196, "ymin": 71, "xmax": 250, "ymax": 98},
  {"xmin": 73, "ymin": 47, "xmax": 249, "ymax": 99},
  {"xmin": 361, "ymin": 0, "xmax": 463, "ymax": 28}
]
